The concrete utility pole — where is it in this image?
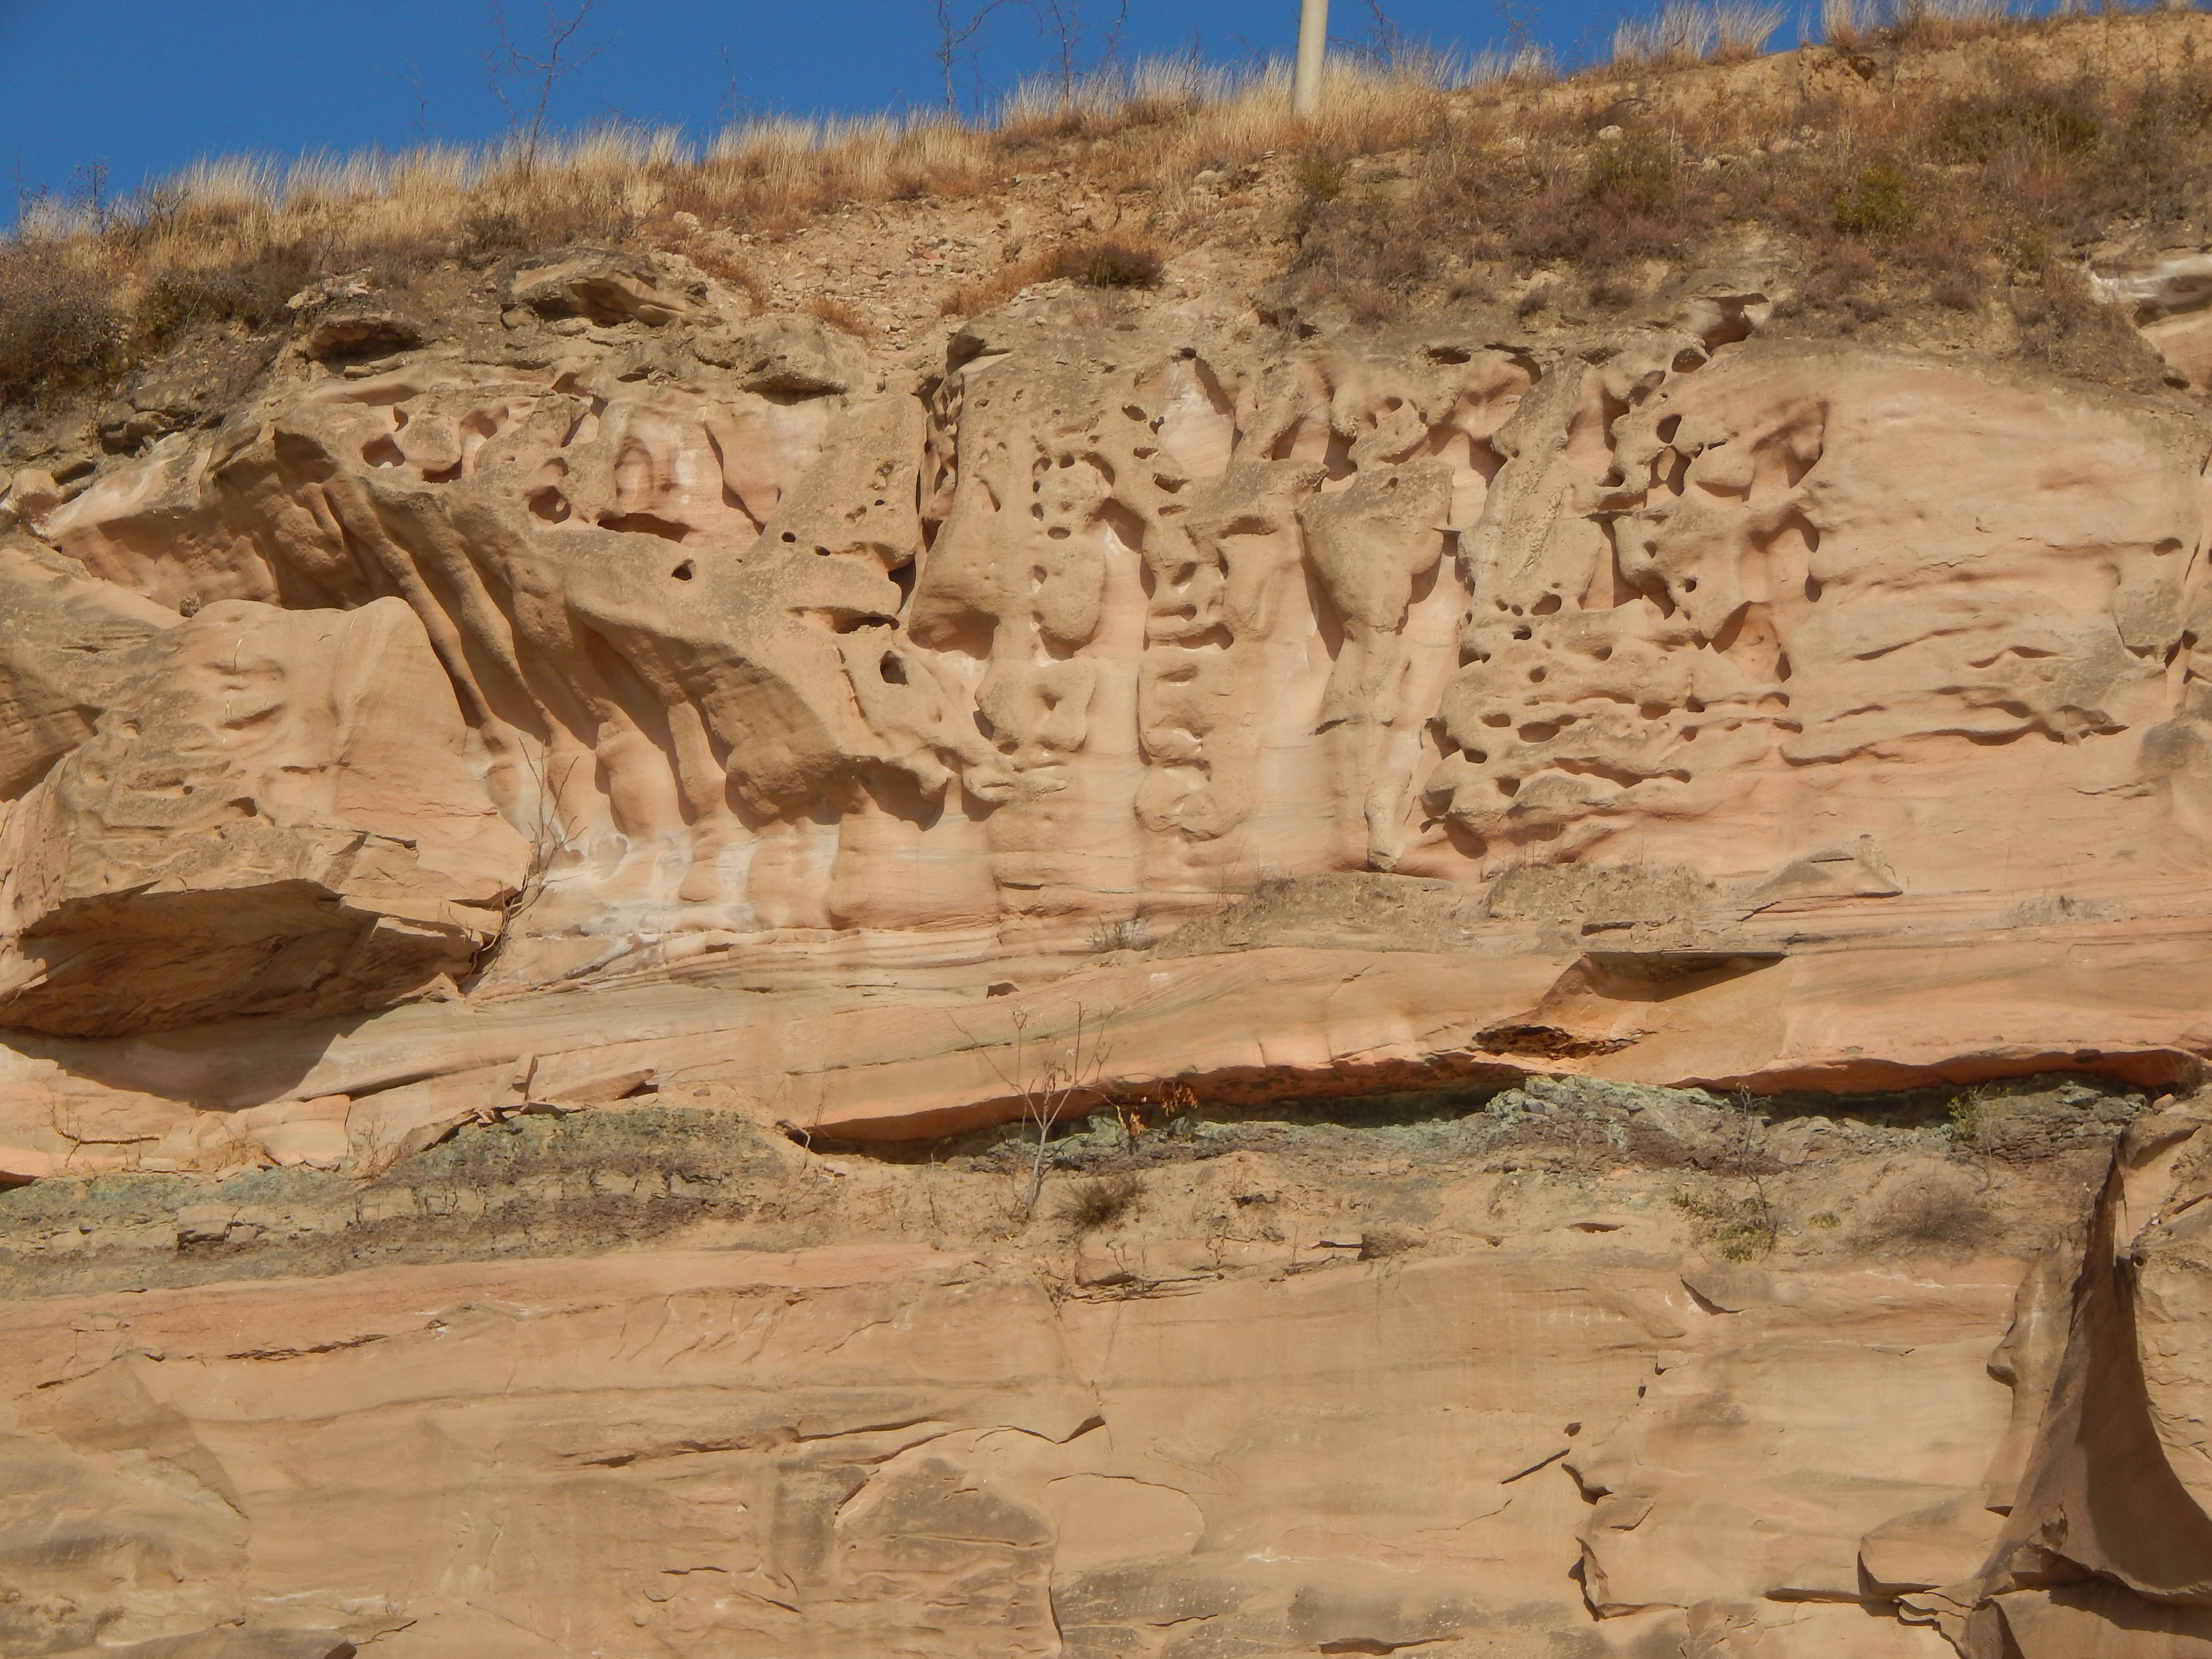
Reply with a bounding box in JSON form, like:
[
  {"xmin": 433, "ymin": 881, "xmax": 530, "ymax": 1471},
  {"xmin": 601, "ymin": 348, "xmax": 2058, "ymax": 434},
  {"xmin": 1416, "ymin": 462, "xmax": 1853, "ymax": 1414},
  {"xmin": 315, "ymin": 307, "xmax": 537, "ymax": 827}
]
[{"xmin": 1294, "ymin": 0, "xmax": 1328, "ymax": 119}]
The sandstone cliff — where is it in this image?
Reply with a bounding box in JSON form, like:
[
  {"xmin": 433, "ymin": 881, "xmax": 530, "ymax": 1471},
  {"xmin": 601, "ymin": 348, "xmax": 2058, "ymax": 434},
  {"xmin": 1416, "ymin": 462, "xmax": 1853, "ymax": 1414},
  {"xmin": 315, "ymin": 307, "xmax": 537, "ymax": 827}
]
[{"xmin": 2, "ymin": 13, "xmax": 2212, "ymax": 1657}]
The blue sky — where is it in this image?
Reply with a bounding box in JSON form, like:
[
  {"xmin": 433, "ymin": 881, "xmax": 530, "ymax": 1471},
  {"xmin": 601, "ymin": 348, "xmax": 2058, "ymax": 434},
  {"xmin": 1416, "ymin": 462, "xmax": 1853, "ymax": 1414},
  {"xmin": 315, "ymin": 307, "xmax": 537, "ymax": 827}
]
[{"xmin": 0, "ymin": 0, "xmax": 1690, "ymax": 216}]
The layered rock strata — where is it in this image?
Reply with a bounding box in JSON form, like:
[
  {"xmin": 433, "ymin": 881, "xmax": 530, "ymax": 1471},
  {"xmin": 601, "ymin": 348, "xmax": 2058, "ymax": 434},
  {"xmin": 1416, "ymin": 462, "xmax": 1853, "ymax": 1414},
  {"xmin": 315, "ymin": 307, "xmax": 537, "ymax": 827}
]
[
  {"xmin": 2, "ymin": 255, "xmax": 2211, "ymax": 1167},
  {"xmin": 1, "ymin": 205, "xmax": 2211, "ymax": 1658},
  {"xmin": 0, "ymin": 1078, "xmax": 2202, "ymax": 1659}
]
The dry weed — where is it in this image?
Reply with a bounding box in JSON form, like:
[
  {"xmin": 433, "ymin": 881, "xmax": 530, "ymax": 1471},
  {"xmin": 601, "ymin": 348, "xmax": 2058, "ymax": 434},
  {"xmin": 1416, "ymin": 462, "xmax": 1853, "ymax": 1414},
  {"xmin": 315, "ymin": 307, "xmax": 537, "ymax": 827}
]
[
  {"xmin": 942, "ymin": 235, "xmax": 1166, "ymax": 316},
  {"xmin": 1670, "ymin": 1188, "xmax": 1781, "ymax": 1260},
  {"xmin": 1865, "ymin": 1175, "xmax": 1996, "ymax": 1248},
  {"xmin": 1086, "ymin": 914, "xmax": 1154, "ymax": 954},
  {"xmin": 1057, "ymin": 1170, "xmax": 1142, "ymax": 1232},
  {"xmin": 0, "ymin": 245, "xmax": 121, "ymax": 403},
  {"xmin": 803, "ymin": 295, "xmax": 877, "ymax": 338},
  {"xmin": 1614, "ymin": 2, "xmax": 1787, "ymax": 68},
  {"xmin": 1357, "ymin": 1221, "xmax": 1428, "ymax": 1260}
]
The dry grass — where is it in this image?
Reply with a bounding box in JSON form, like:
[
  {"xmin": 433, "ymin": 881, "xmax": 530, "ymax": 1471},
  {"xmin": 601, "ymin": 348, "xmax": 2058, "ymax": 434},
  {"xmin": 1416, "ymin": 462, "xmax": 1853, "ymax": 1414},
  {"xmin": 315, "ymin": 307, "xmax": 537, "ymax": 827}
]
[
  {"xmin": 1056, "ymin": 1170, "xmax": 1142, "ymax": 1233},
  {"xmin": 1287, "ymin": 10, "xmax": 2206, "ymax": 385},
  {"xmin": 0, "ymin": 245, "xmax": 121, "ymax": 404},
  {"xmin": 1865, "ymin": 1174, "xmax": 1997, "ymax": 1248},
  {"xmin": 803, "ymin": 294, "xmax": 877, "ymax": 339},
  {"xmin": 2, "ymin": 8, "xmax": 2205, "ymax": 410},
  {"xmin": 1825, "ymin": 0, "xmax": 2022, "ymax": 51},
  {"xmin": 1615, "ymin": 1, "xmax": 1790, "ymax": 67},
  {"xmin": 941, "ymin": 235, "xmax": 1166, "ymax": 317}
]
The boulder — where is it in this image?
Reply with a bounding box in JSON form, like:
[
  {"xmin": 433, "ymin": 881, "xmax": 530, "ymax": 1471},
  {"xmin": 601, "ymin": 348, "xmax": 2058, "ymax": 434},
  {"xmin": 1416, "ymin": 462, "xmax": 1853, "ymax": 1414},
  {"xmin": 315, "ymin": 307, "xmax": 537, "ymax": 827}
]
[{"xmin": 507, "ymin": 246, "xmax": 715, "ymax": 326}]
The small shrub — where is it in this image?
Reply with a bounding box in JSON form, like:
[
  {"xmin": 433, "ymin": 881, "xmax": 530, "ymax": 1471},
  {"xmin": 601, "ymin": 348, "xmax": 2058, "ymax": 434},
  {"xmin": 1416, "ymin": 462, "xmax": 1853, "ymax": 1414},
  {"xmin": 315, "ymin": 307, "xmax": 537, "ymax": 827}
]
[
  {"xmin": 1503, "ymin": 131, "xmax": 1697, "ymax": 265},
  {"xmin": 1810, "ymin": 1211, "xmax": 1841, "ymax": 1229},
  {"xmin": 1869, "ymin": 1177, "xmax": 1995, "ymax": 1249},
  {"xmin": 1929, "ymin": 85, "xmax": 2104, "ymax": 167},
  {"xmin": 133, "ymin": 251, "xmax": 317, "ymax": 351},
  {"xmin": 940, "ymin": 237, "xmax": 1166, "ymax": 318},
  {"xmin": 1671, "ymin": 1188, "xmax": 1779, "ymax": 1260},
  {"xmin": 1930, "ymin": 275, "xmax": 1979, "ymax": 312},
  {"xmin": 1116, "ymin": 1079, "xmax": 1198, "ymax": 1139},
  {"xmin": 1358, "ymin": 1222, "xmax": 1428, "ymax": 1260},
  {"xmin": 804, "ymin": 294, "xmax": 876, "ymax": 338},
  {"xmin": 666, "ymin": 239, "xmax": 761, "ymax": 296},
  {"xmin": 1058, "ymin": 1170, "xmax": 1141, "ymax": 1232},
  {"xmin": 2010, "ymin": 259, "xmax": 2160, "ymax": 380},
  {"xmin": 1056, "ymin": 238, "xmax": 1164, "ymax": 289},
  {"xmin": 1586, "ymin": 133, "xmax": 1677, "ymax": 219},
  {"xmin": 1343, "ymin": 283, "xmax": 1402, "ymax": 324},
  {"xmin": 1946, "ymin": 1085, "xmax": 1992, "ymax": 1145},
  {"xmin": 1089, "ymin": 915, "xmax": 1153, "ymax": 953},
  {"xmin": 1834, "ymin": 164, "xmax": 1917, "ymax": 237},
  {"xmin": 459, "ymin": 193, "xmax": 637, "ymax": 264},
  {"xmin": 1296, "ymin": 152, "xmax": 1348, "ymax": 204},
  {"xmin": 461, "ymin": 210, "xmax": 531, "ymax": 260},
  {"xmin": 0, "ymin": 246, "xmax": 122, "ymax": 403}
]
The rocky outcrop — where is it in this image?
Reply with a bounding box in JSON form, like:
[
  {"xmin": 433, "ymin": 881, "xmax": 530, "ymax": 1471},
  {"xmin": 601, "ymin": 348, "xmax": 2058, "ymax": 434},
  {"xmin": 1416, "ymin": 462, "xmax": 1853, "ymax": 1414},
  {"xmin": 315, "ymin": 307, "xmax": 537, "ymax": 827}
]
[
  {"xmin": 0, "ymin": 1076, "xmax": 2198, "ymax": 1659},
  {"xmin": 0, "ymin": 592, "xmax": 524, "ymax": 1037},
  {"xmin": 1893, "ymin": 1103, "xmax": 2212, "ymax": 1657},
  {"xmin": 27, "ymin": 280, "xmax": 2212, "ymax": 969},
  {"xmin": 0, "ymin": 535, "xmax": 176, "ymax": 798},
  {"xmin": 0, "ymin": 1079, "xmax": 2146, "ymax": 1659},
  {"xmin": 3, "ymin": 120, "xmax": 2212, "ymax": 1651},
  {"xmin": 4, "ymin": 279, "xmax": 2211, "ymax": 1152}
]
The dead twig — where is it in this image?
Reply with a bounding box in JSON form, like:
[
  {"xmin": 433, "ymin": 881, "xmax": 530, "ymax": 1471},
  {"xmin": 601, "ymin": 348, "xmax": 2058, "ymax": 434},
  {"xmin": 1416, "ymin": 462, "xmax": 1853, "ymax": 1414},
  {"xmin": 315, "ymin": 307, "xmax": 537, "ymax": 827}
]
[
  {"xmin": 485, "ymin": 1, "xmax": 602, "ymax": 174},
  {"xmin": 931, "ymin": 0, "xmax": 1019, "ymax": 113},
  {"xmin": 953, "ymin": 1002, "xmax": 1113, "ymax": 1221}
]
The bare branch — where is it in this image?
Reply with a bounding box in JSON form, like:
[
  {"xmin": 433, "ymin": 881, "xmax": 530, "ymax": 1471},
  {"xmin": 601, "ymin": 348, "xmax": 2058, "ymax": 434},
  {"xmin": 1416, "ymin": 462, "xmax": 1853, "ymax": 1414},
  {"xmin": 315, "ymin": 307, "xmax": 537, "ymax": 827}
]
[
  {"xmin": 466, "ymin": 745, "xmax": 581, "ymax": 989},
  {"xmin": 485, "ymin": 0, "xmax": 602, "ymax": 172},
  {"xmin": 931, "ymin": 0, "xmax": 1016, "ymax": 112},
  {"xmin": 1021, "ymin": 0, "xmax": 1129, "ymax": 106},
  {"xmin": 716, "ymin": 43, "xmax": 751, "ymax": 127},
  {"xmin": 950, "ymin": 1002, "xmax": 1114, "ymax": 1221},
  {"xmin": 380, "ymin": 60, "xmax": 434, "ymax": 143}
]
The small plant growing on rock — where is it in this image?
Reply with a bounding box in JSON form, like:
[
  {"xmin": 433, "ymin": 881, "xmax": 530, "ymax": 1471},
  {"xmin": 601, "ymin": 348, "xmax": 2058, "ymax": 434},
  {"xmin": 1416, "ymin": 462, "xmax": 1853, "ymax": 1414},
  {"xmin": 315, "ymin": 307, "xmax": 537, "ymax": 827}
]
[
  {"xmin": 1869, "ymin": 1177, "xmax": 1995, "ymax": 1249},
  {"xmin": 1088, "ymin": 915, "xmax": 1152, "ymax": 953},
  {"xmin": 957, "ymin": 1004, "xmax": 1111, "ymax": 1222},
  {"xmin": 1834, "ymin": 163, "xmax": 1917, "ymax": 237},
  {"xmin": 1057, "ymin": 1170, "xmax": 1141, "ymax": 1233},
  {"xmin": 1060, "ymin": 239, "xmax": 1164, "ymax": 289},
  {"xmin": 1946, "ymin": 1083, "xmax": 2002, "ymax": 1149},
  {"xmin": 1296, "ymin": 152, "xmax": 1348, "ymax": 204},
  {"xmin": 1113, "ymin": 1079, "xmax": 1196, "ymax": 1141},
  {"xmin": 803, "ymin": 295, "xmax": 876, "ymax": 339},
  {"xmin": 1671, "ymin": 1189, "xmax": 1779, "ymax": 1261},
  {"xmin": 1357, "ymin": 1222, "xmax": 1427, "ymax": 1261}
]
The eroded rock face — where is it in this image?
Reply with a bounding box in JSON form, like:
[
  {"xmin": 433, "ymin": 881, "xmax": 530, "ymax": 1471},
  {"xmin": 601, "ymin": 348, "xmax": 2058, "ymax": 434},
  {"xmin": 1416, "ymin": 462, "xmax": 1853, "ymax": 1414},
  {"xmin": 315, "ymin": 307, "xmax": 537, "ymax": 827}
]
[
  {"xmin": 9, "ymin": 288, "xmax": 2212, "ymax": 1105},
  {"xmin": 5, "ymin": 249, "xmax": 2212, "ymax": 1659},
  {"xmin": 0, "ymin": 595, "xmax": 525, "ymax": 1035},
  {"xmin": 24, "ymin": 295, "xmax": 2212, "ymax": 990},
  {"xmin": 1901, "ymin": 1103, "xmax": 2212, "ymax": 1657},
  {"xmin": 0, "ymin": 536, "xmax": 177, "ymax": 798}
]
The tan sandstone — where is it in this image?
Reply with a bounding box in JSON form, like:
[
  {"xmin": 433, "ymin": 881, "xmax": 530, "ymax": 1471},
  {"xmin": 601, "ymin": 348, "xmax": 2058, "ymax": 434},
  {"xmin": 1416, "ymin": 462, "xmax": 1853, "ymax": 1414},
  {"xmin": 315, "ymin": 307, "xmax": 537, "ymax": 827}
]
[{"xmin": 3, "ymin": 48, "xmax": 2212, "ymax": 1653}]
